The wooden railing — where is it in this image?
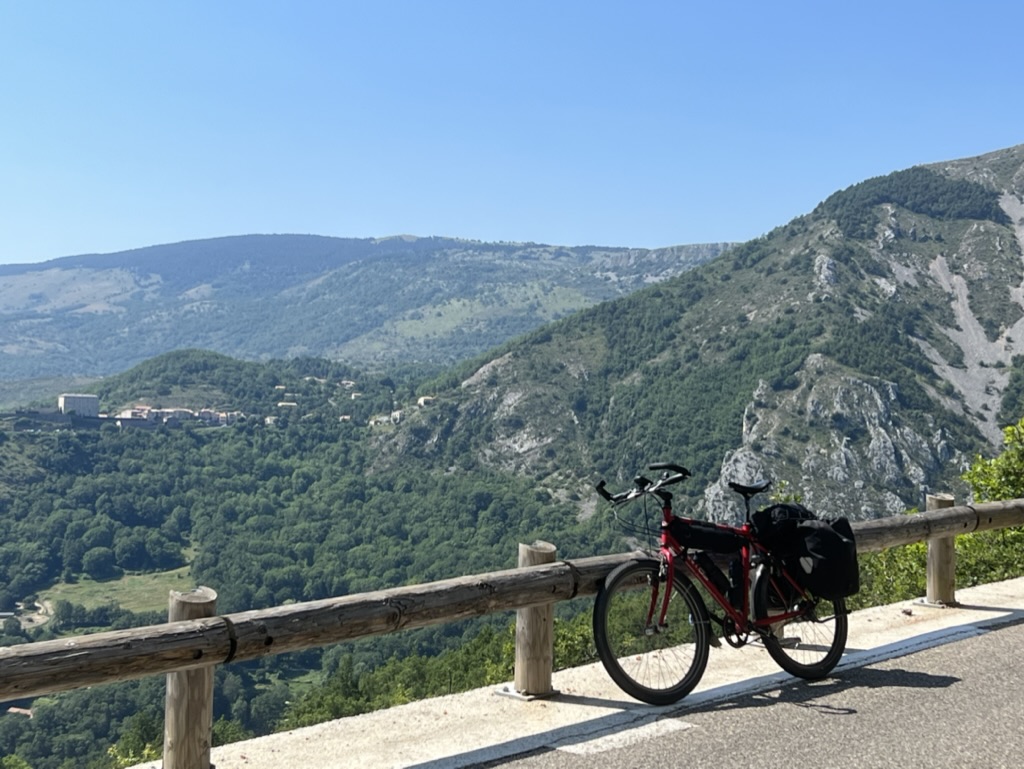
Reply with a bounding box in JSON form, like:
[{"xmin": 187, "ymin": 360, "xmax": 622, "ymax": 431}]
[{"xmin": 2, "ymin": 497, "xmax": 1023, "ymax": 768}]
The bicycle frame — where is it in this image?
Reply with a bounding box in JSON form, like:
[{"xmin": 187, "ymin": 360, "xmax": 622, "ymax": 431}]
[{"xmin": 652, "ymin": 496, "xmax": 808, "ymax": 637}]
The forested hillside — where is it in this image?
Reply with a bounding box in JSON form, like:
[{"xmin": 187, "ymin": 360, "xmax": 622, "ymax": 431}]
[{"xmin": 1, "ymin": 352, "xmax": 621, "ymax": 609}]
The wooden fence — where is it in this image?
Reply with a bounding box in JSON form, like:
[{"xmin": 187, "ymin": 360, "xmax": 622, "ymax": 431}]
[{"xmin": 2, "ymin": 496, "xmax": 1023, "ymax": 768}]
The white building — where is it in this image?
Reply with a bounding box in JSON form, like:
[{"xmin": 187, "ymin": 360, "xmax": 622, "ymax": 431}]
[{"xmin": 58, "ymin": 393, "xmax": 99, "ymax": 418}]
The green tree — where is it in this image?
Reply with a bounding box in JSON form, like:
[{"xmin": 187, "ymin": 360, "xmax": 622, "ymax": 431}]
[
  {"xmin": 81, "ymin": 547, "xmax": 119, "ymax": 580},
  {"xmin": 106, "ymin": 712, "xmax": 161, "ymax": 768},
  {"xmin": 211, "ymin": 717, "xmax": 253, "ymax": 747},
  {"xmin": 963, "ymin": 417, "xmax": 1024, "ymax": 501},
  {"xmin": 957, "ymin": 416, "xmax": 1024, "ymax": 585}
]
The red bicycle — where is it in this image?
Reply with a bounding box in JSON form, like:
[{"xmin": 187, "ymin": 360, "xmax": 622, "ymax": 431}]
[{"xmin": 594, "ymin": 462, "xmax": 849, "ymax": 705}]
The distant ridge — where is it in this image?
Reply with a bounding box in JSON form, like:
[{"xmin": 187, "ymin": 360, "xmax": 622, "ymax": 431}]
[{"xmin": 0, "ymin": 234, "xmax": 731, "ymax": 391}]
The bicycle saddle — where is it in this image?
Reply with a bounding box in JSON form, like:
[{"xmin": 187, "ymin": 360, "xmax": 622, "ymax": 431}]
[{"xmin": 728, "ymin": 479, "xmax": 772, "ymax": 497}]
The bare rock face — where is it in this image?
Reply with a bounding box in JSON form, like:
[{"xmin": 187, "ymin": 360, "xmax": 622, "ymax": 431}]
[{"xmin": 698, "ymin": 353, "xmax": 968, "ymax": 521}]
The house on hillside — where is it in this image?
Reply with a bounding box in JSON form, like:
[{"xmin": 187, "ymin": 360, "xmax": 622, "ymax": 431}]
[
  {"xmin": 57, "ymin": 393, "xmax": 99, "ymax": 418},
  {"xmin": 369, "ymin": 411, "xmax": 403, "ymax": 427}
]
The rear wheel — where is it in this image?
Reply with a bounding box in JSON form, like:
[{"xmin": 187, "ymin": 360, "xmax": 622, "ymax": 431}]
[
  {"xmin": 753, "ymin": 565, "xmax": 847, "ymax": 679},
  {"xmin": 593, "ymin": 559, "xmax": 710, "ymax": 705}
]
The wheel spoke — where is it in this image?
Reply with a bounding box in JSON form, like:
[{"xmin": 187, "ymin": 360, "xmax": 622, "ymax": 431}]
[
  {"xmin": 594, "ymin": 560, "xmax": 710, "ymax": 705},
  {"xmin": 753, "ymin": 568, "xmax": 847, "ymax": 679}
]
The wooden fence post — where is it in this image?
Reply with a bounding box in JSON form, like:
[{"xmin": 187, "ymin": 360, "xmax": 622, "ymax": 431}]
[
  {"xmin": 163, "ymin": 586, "xmax": 218, "ymax": 769},
  {"xmin": 514, "ymin": 541, "xmax": 557, "ymax": 697},
  {"xmin": 925, "ymin": 494, "xmax": 957, "ymax": 606}
]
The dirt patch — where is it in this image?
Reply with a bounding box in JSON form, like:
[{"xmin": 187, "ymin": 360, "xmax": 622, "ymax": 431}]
[{"xmin": 18, "ymin": 599, "xmax": 53, "ymax": 630}]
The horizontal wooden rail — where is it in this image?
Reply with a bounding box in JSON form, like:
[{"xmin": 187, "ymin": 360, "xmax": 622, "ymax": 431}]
[
  {"xmin": 0, "ymin": 552, "xmax": 634, "ymax": 702},
  {"xmin": 851, "ymin": 499, "xmax": 1023, "ymax": 551},
  {"xmin": 2, "ymin": 499, "xmax": 1022, "ymax": 704}
]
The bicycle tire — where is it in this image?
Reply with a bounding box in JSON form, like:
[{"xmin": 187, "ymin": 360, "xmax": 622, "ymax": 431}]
[
  {"xmin": 753, "ymin": 565, "xmax": 847, "ymax": 679},
  {"xmin": 593, "ymin": 559, "xmax": 711, "ymax": 705}
]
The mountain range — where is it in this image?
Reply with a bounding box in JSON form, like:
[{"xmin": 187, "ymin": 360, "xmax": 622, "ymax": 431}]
[
  {"xmin": 0, "ymin": 235, "xmax": 729, "ymax": 396},
  {"xmin": 6, "ymin": 144, "xmax": 1024, "ymax": 522}
]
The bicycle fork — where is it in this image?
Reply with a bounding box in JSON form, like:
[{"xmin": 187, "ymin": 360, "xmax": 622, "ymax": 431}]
[{"xmin": 643, "ymin": 554, "xmax": 675, "ymax": 635}]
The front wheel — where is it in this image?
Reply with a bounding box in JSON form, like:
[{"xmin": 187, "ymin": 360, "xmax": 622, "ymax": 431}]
[
  {"xmin": 593, "ymin": 559, "xmax": 711, "ymax": 705},
  {"xmin": 753, "ymin": 565, "xmax": 848, "ymax": 679}
]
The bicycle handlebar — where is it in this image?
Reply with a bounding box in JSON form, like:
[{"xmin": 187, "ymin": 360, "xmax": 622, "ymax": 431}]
[
  {"xmin": 649, "ymin": 462, "xmax": 690, "ymax": 478},
  {"xmin": 596, "ymin": 462, "xmax": 691, "ymax": 505}
]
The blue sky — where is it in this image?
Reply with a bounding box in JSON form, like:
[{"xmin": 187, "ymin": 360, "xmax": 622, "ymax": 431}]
[{"xmin": 2, "ymin": 1, "xmax": 1021, "ymax": 265}]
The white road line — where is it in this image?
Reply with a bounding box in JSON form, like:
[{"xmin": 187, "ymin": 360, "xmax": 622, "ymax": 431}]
[{"xmin": 554, "ymin": 718, "xmax": 694, "ymax": 755}]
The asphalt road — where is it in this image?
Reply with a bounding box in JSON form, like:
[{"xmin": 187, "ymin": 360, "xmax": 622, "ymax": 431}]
[{"xmin": 476, "ymin": 616, "xmax": 1024, "ymax": 769}]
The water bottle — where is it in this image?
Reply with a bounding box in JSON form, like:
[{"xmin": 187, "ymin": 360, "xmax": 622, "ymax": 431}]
[
  {"xmin": 728, "ymin": 557, "xmax": 743, "ymax": 607},
  {"xmin": 694, "ymin": 551, "xmax": 730, "ymax": 597}
]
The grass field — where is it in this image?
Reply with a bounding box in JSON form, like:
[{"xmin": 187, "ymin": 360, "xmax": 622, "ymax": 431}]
[{"xmin": 41, "ymin": 565, "xmax": 198, "ymax": 615}]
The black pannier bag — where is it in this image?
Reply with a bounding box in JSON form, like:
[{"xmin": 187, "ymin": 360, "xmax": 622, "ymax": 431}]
[
  {"xmin": 751, "ymin": 502, "xmax": 818, "ymax": 556},
  {"xmin": 752, "ymin": 503, "xmax": 859, "ymax": 600},
  {"xmin": 789, "ymin": 517, "xmax": 860, "ymax": 600},
  {"xmin": 667, "ymin": 517, "xmax": 745, "ymax": 554}
]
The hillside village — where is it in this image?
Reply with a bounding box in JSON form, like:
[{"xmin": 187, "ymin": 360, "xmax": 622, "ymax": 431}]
[{"xmin": 1, "ymin": 377, "xmax": 436, "ymax": 432}]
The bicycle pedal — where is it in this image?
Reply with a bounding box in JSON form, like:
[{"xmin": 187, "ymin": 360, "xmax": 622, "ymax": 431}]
[
  {"xmin": 708, "ymin": 634, "xmax": 722, "ymax": 648},
  {"xmin": 644, "ymin": 623, "xmax": 670, "ymax": 636}
]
